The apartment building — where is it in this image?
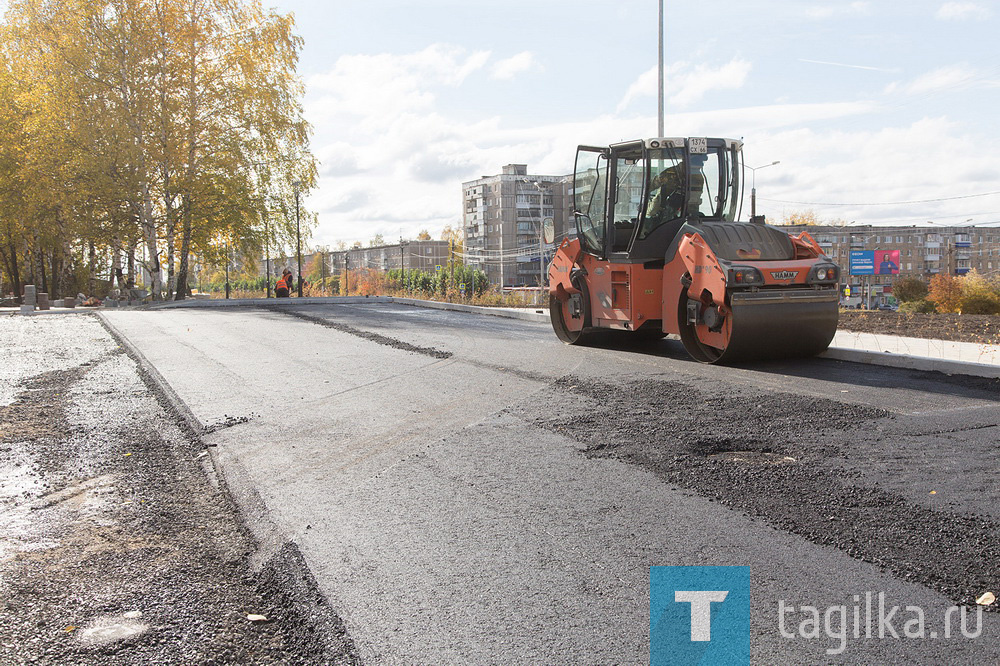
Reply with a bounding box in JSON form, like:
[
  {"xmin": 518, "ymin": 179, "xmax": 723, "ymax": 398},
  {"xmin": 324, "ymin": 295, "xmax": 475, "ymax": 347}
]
[
  {"xmin": 328, "ymin": 240, "xmax": 451, "ymax": 275},
  {"xmin": 462, "ymin": 164, "xmax": 573, "ymax": 288},
  {"xmin": 780, "ymin": 224, "xmax": 1000, "ymax": 286}
]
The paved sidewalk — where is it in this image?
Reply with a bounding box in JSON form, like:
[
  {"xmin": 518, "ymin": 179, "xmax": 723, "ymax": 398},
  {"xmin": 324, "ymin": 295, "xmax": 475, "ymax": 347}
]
[{"xmin": 822, "ymin": 330, "xmax": 1000, "ymax": 378}]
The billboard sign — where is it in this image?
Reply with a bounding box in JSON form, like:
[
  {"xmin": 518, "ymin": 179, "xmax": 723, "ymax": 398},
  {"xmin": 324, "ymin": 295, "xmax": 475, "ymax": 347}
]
[
  {"xmin": 849, "ymin": 251, "xmax": 874, "ymax": 275},
  {"xmin": 850, "ymin": 250, "xmax": 900, "ymax": 276},
  {"xmin": 874, "ymin": 250, "xmax": 900, "ymax": 275}
]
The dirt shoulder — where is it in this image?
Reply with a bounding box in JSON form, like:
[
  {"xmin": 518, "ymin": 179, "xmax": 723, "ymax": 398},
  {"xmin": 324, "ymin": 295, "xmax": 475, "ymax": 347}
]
[
  {"xmin": 0, "ymin": 314, "xmax": 358, "ymax": 665},
  {"xmin": 837, "ymin": 310, "xmax": 1000, "ymax": 345}
]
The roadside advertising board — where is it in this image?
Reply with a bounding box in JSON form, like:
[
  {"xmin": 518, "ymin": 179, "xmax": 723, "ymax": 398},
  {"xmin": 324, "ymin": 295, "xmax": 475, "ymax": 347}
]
[{"xmin": 850, "ymin": 250, "xmax": 900, "ymax": 276}]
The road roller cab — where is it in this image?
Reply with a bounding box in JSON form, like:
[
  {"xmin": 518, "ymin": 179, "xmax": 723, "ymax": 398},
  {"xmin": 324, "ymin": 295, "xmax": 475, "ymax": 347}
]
[{"xmin": 548, "ymin": 137, "xmax": 840, "ymax": 363}]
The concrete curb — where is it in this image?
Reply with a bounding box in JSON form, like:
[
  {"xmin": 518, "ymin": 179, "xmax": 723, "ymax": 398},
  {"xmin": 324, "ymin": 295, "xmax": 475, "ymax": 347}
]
[
  {"xmin": 819, "ymin": 347, "xmax": 1000, "ymax": 379},
  {"xmin": 102, "ymin": 296, "xmax": 1000, "ymax": 379}
]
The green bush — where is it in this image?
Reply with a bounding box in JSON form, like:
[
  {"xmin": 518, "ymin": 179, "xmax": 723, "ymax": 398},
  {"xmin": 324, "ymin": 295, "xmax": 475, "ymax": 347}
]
[
  {"xmin": 959, "ymin": 293, "xmax": 1000, "ymax": 315},
  {"xmin": 891, "ymin": 277, "xmax": 928, "ymax": 303},
  {"xmin": 898, "ymin": 299, "xmax": 937, "ymax": 314}
]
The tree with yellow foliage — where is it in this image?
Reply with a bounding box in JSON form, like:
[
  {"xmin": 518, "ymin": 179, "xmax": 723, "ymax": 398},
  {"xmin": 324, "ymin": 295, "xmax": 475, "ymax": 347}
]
[
  {"xmin": 0, "ymin": 0, "xmax": 316, "ymax": 300},
  {"xmin": 927, "ymin": 273, "xmax": 962, "ymax": 313},
  {"xmin": 779, "ymin": 210, "xmax": 820, "ymax": 226}
]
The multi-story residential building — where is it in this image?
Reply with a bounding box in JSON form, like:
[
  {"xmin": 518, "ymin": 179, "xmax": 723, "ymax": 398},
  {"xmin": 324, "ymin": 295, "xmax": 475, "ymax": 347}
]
[
  {"xmin": 779, "ymin": 224, "xmax": 1000, "ymax": 302},
  {"xmin": 462, "ymin": 164, "xmax": 573, "ymax": 288},
  {"xmin": 328, "ymin": 240, "xmax": 451, "ymax": 275},
  {"xmin": 271, "ymin": 240, "xmax": 451, "ymax": 282},
  {"xmin": 779, "ymin": 225, "xmax": 1000, "ymax": 280}
]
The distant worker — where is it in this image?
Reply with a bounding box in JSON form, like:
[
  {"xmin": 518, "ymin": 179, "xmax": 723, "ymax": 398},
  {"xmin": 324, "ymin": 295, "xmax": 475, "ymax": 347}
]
[{"xmin": 276, "ymin": 268, "xmax": 292, "ymax": 298}]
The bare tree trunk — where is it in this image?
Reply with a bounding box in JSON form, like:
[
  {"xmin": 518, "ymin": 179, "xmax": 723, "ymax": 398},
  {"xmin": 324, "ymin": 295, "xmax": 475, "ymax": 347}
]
[
  {"xmin": 175, "ymin": 195, "xmax": 192, "ymax": 300},
  {"xmin": 49, "ymin": 248, "xmax": 60, "ymax": 299},
  {"xmin": 1, "ymin": 236, "xmax": 21, "ymax": 303},
  {"xmin": 166, "ymin": 208, "xmax": 175, "ymax": 299},
  {"xmin": 88, "ymin": 241, "xmax": 96, "ymax": 296},
  {"xmin": 31, "ymin": 233, "xmax": 47, "ymax": 295},
  {"xmin": 127, "ymin": 240, "xmax": 135, "ymax": 288},
  {"xmin": 141, "ymin": 183, "xmax": 163, "ymax": 299}
]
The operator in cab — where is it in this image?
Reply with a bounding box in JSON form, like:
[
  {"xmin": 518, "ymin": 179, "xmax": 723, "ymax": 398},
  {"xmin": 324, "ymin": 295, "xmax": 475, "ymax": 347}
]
[{"xmin": 644, "ymin": 155, "xmax": 707, "ymax": 225}]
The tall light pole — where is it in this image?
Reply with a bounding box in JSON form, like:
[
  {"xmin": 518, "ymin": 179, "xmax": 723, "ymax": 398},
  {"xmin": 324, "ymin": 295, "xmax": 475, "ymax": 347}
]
[
  {"xmin": 293, "ymin": 180, "xmax": 303, "ymax": 296},
  {"xmin": 747, "ymin": 161, "xmax": 780, "ymax": 220},
  {"xmin": 658, "ymin": 0, "xmax": 664, "ymax": 137}
]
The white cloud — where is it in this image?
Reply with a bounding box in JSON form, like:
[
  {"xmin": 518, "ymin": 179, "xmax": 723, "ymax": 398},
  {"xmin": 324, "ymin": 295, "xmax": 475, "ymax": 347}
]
[
  {"xmin": 617, "ymin": 58, "xmax": 752, "ymax": 112},
  {"xmin": 491, "ymin": 51, "xmax": 537, "ymax": 80},
  {"xmin": 748, "ymin": 118, "xmax": 1000, "ymax": 226},
  {"xmin": 883, "ymin": 64, "xmax": 990, "ymax": 95},
  {"xmin": 297, "ymin": 40, "xmax": 998, "ymax": 249},
  {"xmin": 307, "ymin": 44, "xmax": 490, "ymax": 123},
  {"xmin": 935, "ymin": 2, "xmax": 991, "ymax": 20}
]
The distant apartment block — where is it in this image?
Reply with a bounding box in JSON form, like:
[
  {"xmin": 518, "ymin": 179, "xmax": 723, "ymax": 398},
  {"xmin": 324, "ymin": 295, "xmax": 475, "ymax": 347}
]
[
  {"xmin": 328, "ymin": 240, "xmax": 451, "ymax": 274},
  {"xmin": 462, "ymin": 164, "xmax": 574, "ymax": 288},
  {"xmin": 269, "ymin": 240, "xmax": 451, "ymax": 281},
  {"xmin": 781, "ymin": 224, "xmax": 1000, "ymax": 284}
]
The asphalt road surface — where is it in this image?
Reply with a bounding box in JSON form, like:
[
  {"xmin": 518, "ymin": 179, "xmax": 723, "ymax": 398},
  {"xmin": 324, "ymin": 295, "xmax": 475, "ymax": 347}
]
[{"xmin": 101, "ymin": 302, "xmax": 999, "ymax": 664}]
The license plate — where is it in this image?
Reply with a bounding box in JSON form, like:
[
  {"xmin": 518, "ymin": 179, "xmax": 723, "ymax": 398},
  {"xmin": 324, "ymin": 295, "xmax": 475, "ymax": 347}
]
[{"xmin": 689, "ymin": 137, "xmax": 708, "ymax": 153}]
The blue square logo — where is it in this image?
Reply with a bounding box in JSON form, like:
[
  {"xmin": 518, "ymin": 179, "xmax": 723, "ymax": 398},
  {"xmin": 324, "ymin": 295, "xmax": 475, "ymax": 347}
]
[{"xmin": 650, "ymin": 566, "xmax": 750, "ymax": 665}]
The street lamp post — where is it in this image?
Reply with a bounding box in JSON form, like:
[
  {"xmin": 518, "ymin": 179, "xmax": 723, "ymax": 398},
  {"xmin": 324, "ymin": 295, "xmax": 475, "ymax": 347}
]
[
  {"xmin": 293, "ymin": 180, "xmax": 303, "ymax": 297},
  {"xmin": 747, "ymin": 160, "xmax": 780, "ymax": 221},
  {"xmin": 658, "ymin": 0, "xmax": 664, "ymax": 137},
  {"xmin": 225, "ymin": 235, "xmax": 230, "ymax": 299}
]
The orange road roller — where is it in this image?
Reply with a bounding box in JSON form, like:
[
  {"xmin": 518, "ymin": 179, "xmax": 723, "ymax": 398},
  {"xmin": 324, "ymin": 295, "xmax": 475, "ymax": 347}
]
[{"xmin": 548, "ymin": 137, "xmax": 840, "ymax": 363}]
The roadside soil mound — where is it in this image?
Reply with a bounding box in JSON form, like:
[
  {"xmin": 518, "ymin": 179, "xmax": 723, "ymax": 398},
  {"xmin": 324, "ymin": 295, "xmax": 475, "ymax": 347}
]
[{"xmin": 838, "ymin": 310, "xmax": 1000, "ymax": 345}]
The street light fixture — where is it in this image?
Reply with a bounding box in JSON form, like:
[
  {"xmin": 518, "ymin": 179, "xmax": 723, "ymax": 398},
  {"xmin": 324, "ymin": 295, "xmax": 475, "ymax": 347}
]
[
  {"xmin": 746, "ymin": 160, "xmax": 780, "ymax": 221},
  {"xmin": 293, "ymin": 180, "xmax": 303, "ymax": 297}
]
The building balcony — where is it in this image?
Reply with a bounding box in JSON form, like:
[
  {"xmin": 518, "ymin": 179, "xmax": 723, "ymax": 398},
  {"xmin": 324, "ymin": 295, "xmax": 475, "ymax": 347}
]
[
  {"xmin": 924, "ymin": 254, "xmax": 941, "ymax": 261},
  {"xmin": 925, "ymin": 241, "xmax": 941, "ymax": 249}
]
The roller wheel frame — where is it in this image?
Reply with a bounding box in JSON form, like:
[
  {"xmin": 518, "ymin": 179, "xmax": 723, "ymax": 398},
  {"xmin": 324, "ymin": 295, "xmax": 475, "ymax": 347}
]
[
  {"xmin": 550, "ymin": 275, "xmax": 593, "ymax": 345},
  {"xmin": 677, "ymin": 283, "xmax": 726, "ymax": 363}
]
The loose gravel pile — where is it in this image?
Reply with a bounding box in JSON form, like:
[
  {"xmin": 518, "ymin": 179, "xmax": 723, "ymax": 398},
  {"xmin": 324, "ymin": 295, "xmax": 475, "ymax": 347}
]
[
  {"xmin": 0, "ymin": 314, "xmax": 358, "ymax": 664},
  {"xmin": 530, "ymin": 376, "xmax": 999, "ymax": 611}
]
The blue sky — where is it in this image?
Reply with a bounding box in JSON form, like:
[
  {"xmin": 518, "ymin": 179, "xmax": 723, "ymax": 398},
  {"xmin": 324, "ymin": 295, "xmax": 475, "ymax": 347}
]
[
  {"xmin": 274, "ymin": 0, "xmax": 1000, "ymax": 247},
  {"xmin": 6, "ymin": 0, "xmax": 999, "ymax": 246}
]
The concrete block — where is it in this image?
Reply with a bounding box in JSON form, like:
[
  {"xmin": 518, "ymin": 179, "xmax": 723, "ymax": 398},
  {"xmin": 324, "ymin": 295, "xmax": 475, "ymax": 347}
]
[
  {"xmin": 19, "ymin": 304, "xmax": 34, "ymax": 315},
  {"xmin": 63, "ymin": 297, "xmax": 76, "ymax": 308},
  {"xmin": 23, "ymin": 284, "xmax": 36, "ymax": 306},
  {"xmin": 37, "ymin": 293, "xmax": 50, "ymax": 310}
]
